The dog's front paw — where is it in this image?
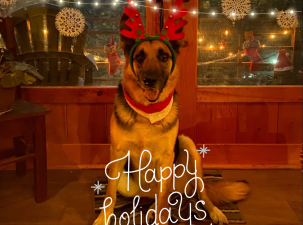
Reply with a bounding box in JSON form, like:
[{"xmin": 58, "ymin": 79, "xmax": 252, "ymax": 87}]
[
  {"xmin": 92, "ymin": 217, "xmax": 104, "ymax": 225},
  {"xmin": 146, "ymin": 202, "xmax": 156, "ymax": 223},
  {"xmin": 209, "ymin": 207, "xmax": 228, "ymax": 225}
]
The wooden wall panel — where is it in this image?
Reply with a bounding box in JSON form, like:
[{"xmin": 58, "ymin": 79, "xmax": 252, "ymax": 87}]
[
  {"xmin": 47, "ymin": 144, "xmax": 110, "ymax": 167},
  {"xmin": 197, "ymin": 144, "xmax": 297, "ymax": 166},
  {"xmin": 196, "ymin": 103, "xmax": 237, "ymax": 143},
  {"xmin": 106, "ymin": 104, "xmax": 114, "ymax": 143},
  {"xmin": 42, "ymin": 104, "xmax": 67, "ymax": 144},
  {"xmin": 277, "ymin": 103, "xmax": 303, "ymax": 144},
  {"xmin": 66, "ymin": 104, "xmax": 107, "ymax": 144},
  {"xmin": 237, "ymin": 103, "xmax": 278, "ymax": 143}
]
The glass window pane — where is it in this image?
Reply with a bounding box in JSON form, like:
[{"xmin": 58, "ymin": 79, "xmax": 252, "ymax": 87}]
[
  {"xmin": 6, "ymin": 0, "xmax": 146, "ymax": 86},
  {"xmin": 197, "ymin": 0, "xmax": 302, "ymax": 86}
]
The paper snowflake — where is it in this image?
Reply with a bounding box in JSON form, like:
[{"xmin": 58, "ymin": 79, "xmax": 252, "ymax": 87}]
[
  {"xmin": 0, "ymin": 0, "xmax": 16, "ymax": 6},
  {"xmin": 221, "ymin": 0, "xmax": 251, "ymax": 21},
  {"xmin": 55, "ymin": 8, "xmax": 85, "ymax": 37},
  {"xmin": 277, "ymin": 10, "xmax": 298, "ymax": 29}
]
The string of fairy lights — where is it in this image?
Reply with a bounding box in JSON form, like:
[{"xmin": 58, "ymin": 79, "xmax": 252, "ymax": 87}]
[{"xmin": 57, "ymin": 0, "xmax": 302, "ymax": 16}]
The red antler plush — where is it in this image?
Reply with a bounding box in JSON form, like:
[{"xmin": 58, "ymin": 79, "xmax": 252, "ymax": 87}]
[
  {"xmin": 160, "ymin": 0, "xmax": 188, "ymax": 41},
  {"xmin": 121, "ymin": 0, "xmax": 146, "ymax": 40}
]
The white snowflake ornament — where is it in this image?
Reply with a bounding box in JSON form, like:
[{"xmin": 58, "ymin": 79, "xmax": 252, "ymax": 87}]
[
  {"xmin": 55, "ymin": 7, "xmax": 85, "ymax": 37},
  {"xmin": 277, "ymin": 9, "xmax": 298, "ymax": 29},
  {"xmin": 0, "ymin": 0, "xmax": 16, "ymax": 6},
  {"xmin": 221, "ymin": 0, "xmax": 251, "ymax": 22}
]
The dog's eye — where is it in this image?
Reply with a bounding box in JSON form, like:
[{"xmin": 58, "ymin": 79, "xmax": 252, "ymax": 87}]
[
  {"xmin": 135, "ymin": 55, "xmax": 144, "ymax": 63},
  {"xmin": 160, "ymin": 54, "xmax": 169, "ymax": 62}
]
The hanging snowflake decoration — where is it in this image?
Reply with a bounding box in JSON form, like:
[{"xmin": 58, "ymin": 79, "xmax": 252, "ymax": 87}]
[
  {"xmin": 0, "ymin": 0, "xmax": 16, "ymax": 6},
  {"xmin": 55, "ymin": 8, "xmax": 85, "ymax": 37},
  {"xmin": 221, "ymin": 0, "xmax": 251, "ymax": 22},
  {"xmin": 277, "ymin": 10, "xmax": 298, "ymax": 29}
]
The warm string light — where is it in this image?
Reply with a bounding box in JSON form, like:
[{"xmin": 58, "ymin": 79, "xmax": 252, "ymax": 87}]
[{"xmin": 56, "ymin": 0, "xmax": 301, "ymax": 17}]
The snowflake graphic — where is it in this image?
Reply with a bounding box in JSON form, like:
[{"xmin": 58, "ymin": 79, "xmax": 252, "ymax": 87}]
[
  {"xmin": 91, "ymin": 181, "xmax": 105, "ymax": 195},
  {"xmin": 55, "ymin": 7, "xmax": 85, "ymax": 37},
  {"xmin": 277, "ymin": 10, "xmax": 298, "ymax": 29},
  {"xmin": 221, "ymin": 0, "xmax": 251, "ymax": 21},
  {"xmin": 197, "ymin": 144, "xmax": 210, "ymax": 158},
  {"xmin": 0, "ymin": 0, "xmax": 16, "ymax": 6}
]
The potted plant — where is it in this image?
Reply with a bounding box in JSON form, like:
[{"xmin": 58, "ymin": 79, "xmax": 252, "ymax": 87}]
[{"xmin": 0, "ymin": 48, "xmax": 43, "ymax": 114}]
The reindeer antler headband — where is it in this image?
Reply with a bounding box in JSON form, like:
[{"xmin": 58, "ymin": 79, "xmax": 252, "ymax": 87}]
[{"xmin": 122, "ymin": 0, "xmax": 188, "ymax": 74}]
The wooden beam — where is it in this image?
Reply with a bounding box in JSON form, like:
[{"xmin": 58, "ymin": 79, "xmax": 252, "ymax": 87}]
[
  {"xmin": 42, "ymin": 143, "xmax": 300, "ymax": 169},
  {"xmin": 176, "ymin": 0, "xmax": 198, "ymax": 142},
  {"xmin": 21, "ymin": 87, "xmax": 117, "ymax": 104},
  {"xmin": 197, "ymin": 86, "xmax": 303, "ymax": 103}
]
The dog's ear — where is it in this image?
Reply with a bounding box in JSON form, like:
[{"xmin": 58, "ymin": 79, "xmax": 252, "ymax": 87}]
[
  {"xmin": 169, "ymin": 22, "xmax": 187, "ymax": 55},
  {"xmin": 119, "ymin": 13, "xmax": 136, "ymax": 57}
]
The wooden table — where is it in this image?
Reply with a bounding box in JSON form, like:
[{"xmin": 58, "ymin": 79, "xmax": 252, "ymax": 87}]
[{"xmin": 0, "ymin": 99, "xmax": 50, "ymax": 203}]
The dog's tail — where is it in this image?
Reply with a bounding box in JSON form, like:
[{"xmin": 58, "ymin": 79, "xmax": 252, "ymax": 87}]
[{"xmin": 204, "ymin": 180, "xmax": 250, "ymax": 206}]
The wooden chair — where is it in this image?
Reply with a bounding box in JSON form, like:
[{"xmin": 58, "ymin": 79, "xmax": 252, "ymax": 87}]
[{"xmin": 11, "ymin": 3, "xmax": 94, "ymax": 86}]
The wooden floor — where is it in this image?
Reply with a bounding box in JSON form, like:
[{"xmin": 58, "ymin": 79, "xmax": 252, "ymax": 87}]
[{"xmin": 0, "ymin": 169, "xmax": 302, "ymax": 225}]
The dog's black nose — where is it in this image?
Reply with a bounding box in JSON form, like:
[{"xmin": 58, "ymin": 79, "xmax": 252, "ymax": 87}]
[{"xmin": 143, "ymin": 79, "xmax": 157, "ymax": 87}]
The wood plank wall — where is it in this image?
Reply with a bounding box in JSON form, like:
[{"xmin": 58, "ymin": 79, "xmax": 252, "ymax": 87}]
[{"xmin": 17, "ymin": 86, "xmax": 303, "ymax": 170}]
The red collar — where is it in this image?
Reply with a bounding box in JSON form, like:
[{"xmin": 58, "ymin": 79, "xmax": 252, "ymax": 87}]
[{"xmin": 123, "ymin": 89, "xmax": 174, "ymax": 114}]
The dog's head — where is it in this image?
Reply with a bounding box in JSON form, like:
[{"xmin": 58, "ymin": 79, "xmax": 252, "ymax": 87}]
[{"xmin": 119, "ymin": 4, "xmax": 187, "ymax": 104}]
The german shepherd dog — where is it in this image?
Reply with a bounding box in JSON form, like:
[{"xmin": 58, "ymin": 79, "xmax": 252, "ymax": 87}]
[{"xmin": 93, "ymin": 11, "xmax": 250, "ymax": 225}]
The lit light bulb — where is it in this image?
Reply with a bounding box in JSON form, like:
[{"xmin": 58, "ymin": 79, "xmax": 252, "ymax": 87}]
[
  {"xmin": 60, "ymin": 0, "xmax": 63, "ymax": 2},
  {"xmin": 192, "ymin": 11, "xmax": 196, "ymax": 14},
  {"xmin": 225, "ymin": 30, "xmax": 228, "ymax": 35},
  {"xmin": 43, "ymin": 29, "xmax": 47, "ymax": 34},
  {"xmin": 271, "ymin": 35, "xmax": 275, "ymax": 38},
  {"xmin": 134, "ymin": 3, "xmax": 137, "ymax": 6},
  {"xmin": 115, "ymin": 0, "xmax": 118, "ymax": 2},
  {"xmin": 212, "ymin": 12, "xmax": 215, "ymax": 15},
  {"xmin": 77, "ymin": 1, "xmax": 81, "ymax": 5},
  {"xmin": 199, "ymin": 38, "xmax": 202, "ymax": 42},
  {"xmin": 229, "ymin": 53, "xmax": 232, "ymax": 56},
  {"xmin": 262, "ymin": 45, "xmax": 265, "ymax": 47},
  {"xmin": 271, "ymin": 12, "xmax": 274, "ymax": 15},
  {"xmin": 95, "ymin": 2, "xmax": 98, "ymax": 5},
  {"xmin": 113, "ymin": 2, "xmax": 116, "ymax": 5},
  {"xmin": 154, "ymin": 6, "xmax": 157, "ymax": 9},
  {"xmin": 284, "ymin": 31, "xmax": 288, "ymax": 34},
  {"xmin": 290, "ymin": 10, "xmax": 294, "ymax": 14},
  {"xmin": 251, "ymin": 12, "xmax": 254, "ymax": 15},
  {"xmin": 149, "ymin": 0, "xmax": 151, "ymax": 2},
  {"xmin": 130, "ymin": 1, "xmax": 133, "ymax": 4},
  {"xmin": 173, "ymin": 9, "xmax": 176, "ymax": 12},
  {"xmin": 220, "ymin": 46, "xmax": 223, "ymax": 49},
  {"xmin": 210, "ymin": 45, "xmax": 213, "ymax": 48},
  {"xmin": 232, "ymin": 12, "xmax": 235, "ymax": 16},
  {"xmin": 272, "ymin": 60, "xmax": 277, "ymax": 64}
]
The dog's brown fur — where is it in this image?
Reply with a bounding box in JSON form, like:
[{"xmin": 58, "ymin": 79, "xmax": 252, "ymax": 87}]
[{"xmin": 93, "ymin": 13, "xmax": 249, "ymax": 225}]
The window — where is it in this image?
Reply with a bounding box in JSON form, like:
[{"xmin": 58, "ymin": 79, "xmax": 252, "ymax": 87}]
[
  {"xmin": 0, "ymin": 0, "xmax": 146, "ymax": 86},
  {"xmin": 197, "ymin": 0, "xmax": 302, "ymax": 85}
]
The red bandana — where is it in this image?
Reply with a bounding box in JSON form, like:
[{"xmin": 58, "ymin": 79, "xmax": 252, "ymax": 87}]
[{"xmin": 123, "ymin": 89, "xmax": 174, "ymax": 114}]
